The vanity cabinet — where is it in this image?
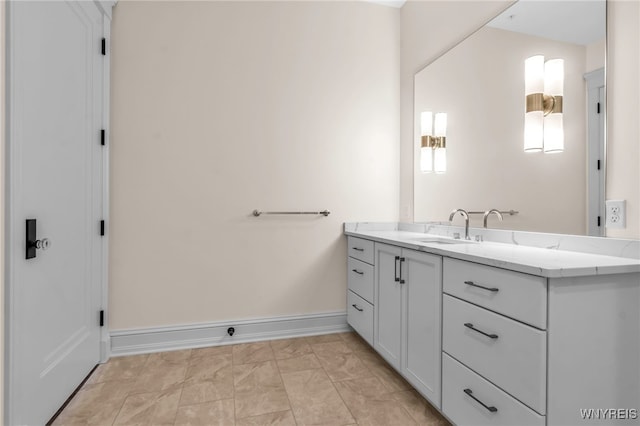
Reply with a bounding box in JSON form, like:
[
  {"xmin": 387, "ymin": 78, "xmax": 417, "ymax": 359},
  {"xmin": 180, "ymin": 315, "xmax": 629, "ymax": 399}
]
[
  {"xmin": 441, "ymin": 257, "xmax": 640, "ymax": 426},
  {"xmin": 374, "ymin": 242, "xmax": 442, "ymax": 407},
  {"xmin": 442, "ymin": 258, "xmax": 549, "ymax": 423},
  {"xmin": 345, "ymin": 231, "xmax": 639, "ymax": 426},
  {"xmin": 442, "ymin": 257, "xmax": 548, "ymax": 418}
]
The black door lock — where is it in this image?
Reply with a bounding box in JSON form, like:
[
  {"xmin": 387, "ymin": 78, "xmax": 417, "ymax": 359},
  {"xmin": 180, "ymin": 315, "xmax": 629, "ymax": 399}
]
[{"xmin": 26, "ymin": 219, "xmax": 51, "ymax": 259}]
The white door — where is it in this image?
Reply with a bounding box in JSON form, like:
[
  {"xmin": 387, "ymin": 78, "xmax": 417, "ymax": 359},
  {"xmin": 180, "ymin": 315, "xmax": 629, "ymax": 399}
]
[
  {"xmin": 585, "ymin": 68, "xmax": 605, "ymax": 236},
  {"xmin": 401, "ymin": 249, "xmax": 442, "ymax": 408},
  {"xmin": 6, "ymin": 1, "xmax": 105, "ymax": 424},
  {"xmin": 374, "ymin": 243, "xmax": 402, "ymax": 369}
]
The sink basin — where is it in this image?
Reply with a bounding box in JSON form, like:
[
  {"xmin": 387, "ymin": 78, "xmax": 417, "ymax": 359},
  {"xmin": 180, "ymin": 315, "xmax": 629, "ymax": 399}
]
[{"xmin": 411, "ymin": 236, "xmax": 475, "ymax": 245}]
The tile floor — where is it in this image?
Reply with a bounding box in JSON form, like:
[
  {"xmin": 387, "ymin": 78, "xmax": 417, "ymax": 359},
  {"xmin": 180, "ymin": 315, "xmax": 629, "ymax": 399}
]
[{"xmin": 53, "ymin": 332, "xmax": 450, "ymax": 425}]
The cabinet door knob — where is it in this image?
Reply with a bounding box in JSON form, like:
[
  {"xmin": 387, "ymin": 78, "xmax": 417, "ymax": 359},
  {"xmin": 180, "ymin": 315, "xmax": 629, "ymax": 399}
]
[
  {"xmin": 352, "ymin": 304, "xmax": 364, "ymax": 312},
  {"xmin": 463, "ymin": 388, "xmax": 498, "ymax": 413}
]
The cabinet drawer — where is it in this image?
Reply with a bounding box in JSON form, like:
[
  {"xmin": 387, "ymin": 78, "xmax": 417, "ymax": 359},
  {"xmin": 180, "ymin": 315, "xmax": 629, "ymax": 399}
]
[
  {"xmin": 348, "ymin": 237, "xmax": 374, "ymax": 265},
  {"xmin": 443, "ymin": 295, "xmax": 546, "ymax": 414},
  {"xmin": 347, "ymin": 290, "xmax": 373, "ymax": 345},
  {"xmin": 348, "ymin": 257, "xmax": 374, "ymax": 304},
  {"xmin": 442, "ymin": 353, "xmax": 545, "ymax": 426},
  {"xmin": 443, "ymin": 258, "xmax": 547, "ymax": 329}
]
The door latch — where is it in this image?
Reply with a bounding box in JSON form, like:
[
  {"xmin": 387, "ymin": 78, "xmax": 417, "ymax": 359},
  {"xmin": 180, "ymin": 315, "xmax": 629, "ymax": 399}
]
[{"xmin": 26, "ymin": 219, "xmax": 51, "ymax": 259}]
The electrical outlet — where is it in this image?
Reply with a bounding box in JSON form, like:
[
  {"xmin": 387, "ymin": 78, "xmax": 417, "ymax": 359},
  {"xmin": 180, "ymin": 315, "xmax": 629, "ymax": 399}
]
[{"xmin": 605, "ymin": 200, "xmax": 626, "ymax": 229}]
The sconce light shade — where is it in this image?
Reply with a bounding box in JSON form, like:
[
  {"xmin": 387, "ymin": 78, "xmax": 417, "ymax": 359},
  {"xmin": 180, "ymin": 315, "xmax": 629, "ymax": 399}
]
[
  {"xmin": 544, "ymin": 59, "xmax": 564, "ymax": 95},
  {"xmin": 525, "ymin": 55, "xmax": 545, "ymax": 94},
  {"xmin": 420, "ymin": 111, "xmax": 434, "ymax": 173},
  {"xmin": 434, "ymin": 147, "xmax": 447, "ymax": 174},
  {"xmin": 543, "ymin": 59, "xmax": 564, "ymax": 153},
  {"xmin": 420, "ymin": 146, "xmax": 433, "ymax": 173},
  {"xmin": 420, "ymin": 111, "xmax": 448, "ymax": 173},
  {"xmin": 421, "ymin": 111, "xmax": 433, "ymax": 137},
  {"xmin": 434, "ymin": 113, "xmax": 447, "ymax": 173},
  {"xmin": 524, "ymin": 55, "xmax": 564, "ymax": 153},
  {"xmin": 524, "ymin": 55, "xmax": 544, "ymax": 152},
  {"xmin": 543, "ymin": 113, "xmax": 564, "ymax": 153},
  {"xmin": 434, "ymin": 113, "xmax": 447, "ymax": 137},
  {"xmin": 524, "ymin": 112, "xmax": 544, "ymax": 152}
]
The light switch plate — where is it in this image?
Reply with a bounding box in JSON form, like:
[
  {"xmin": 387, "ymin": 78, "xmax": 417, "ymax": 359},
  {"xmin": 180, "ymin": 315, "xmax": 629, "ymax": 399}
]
[{"xmin": 605, "ymin": 199, "xmax": 626, "ymax": 229}]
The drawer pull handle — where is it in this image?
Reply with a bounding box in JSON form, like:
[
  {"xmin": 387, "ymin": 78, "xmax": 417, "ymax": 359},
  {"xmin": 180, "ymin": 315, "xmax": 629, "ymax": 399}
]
[
  {"xmin": 464, "ymin": 280, "xmax": 499, "ymax": 292},
  {"xmin": 464, "ymin": 323, "xmax": 499, "ymax": 339},
  {"xmin": 463, "ymin": 388, "xmax": 498, "ymax": 413},
  {"xmin": 394, "ymin": 256, "xmax": 400, "ymax": 282},
  {"xmin": 352, "ymin": 269, "xmax": 364, "ymax": 275},
  {"xmin": 352, "ymin": 247, "xmax": 365, "ymax": 252},
  {"xmin": 352, "ymin": 304, "xmax": 364, "ymax": 312}
]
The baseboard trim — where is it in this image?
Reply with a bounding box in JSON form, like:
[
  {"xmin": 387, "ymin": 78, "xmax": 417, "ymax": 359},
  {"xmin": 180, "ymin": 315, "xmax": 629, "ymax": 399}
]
[{"xmin": 110, "ymin": 311, "xmax": 349, "ymax": 357}]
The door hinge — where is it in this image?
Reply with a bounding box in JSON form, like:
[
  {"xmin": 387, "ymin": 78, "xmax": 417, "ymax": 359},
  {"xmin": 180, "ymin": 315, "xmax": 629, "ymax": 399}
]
[
  {"xmin": 101, "ymin": 38, "xmax": 106, "ymax": 56},
  {"xmin": 597, "ymin": 216, "xmax": 601, "ymax": 227},
  {"xmin": 597, "ymin": 102, "xmax": 601, "ymax": 114},
  {"xmin": 99, "ymin": 310, "xmax": 104, "ymax": 327},
  {"xmin": 597, "ymin": 159, "xmax": 601, "ymax": 170},
  {"xmin": 100, "ymin": 220, "xmax": 105, "ymax": 236},
  {"xmin": 101, "ymin": 129, "xmax": 106, "ymax": 146}
]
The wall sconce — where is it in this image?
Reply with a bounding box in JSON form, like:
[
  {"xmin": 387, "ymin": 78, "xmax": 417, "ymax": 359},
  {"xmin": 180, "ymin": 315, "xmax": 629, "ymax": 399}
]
[
  {"xmin": 524, "ymin": 55, "xmax": 564, "ymax": 153},
  {"xmin": 420, "ymin": 111, "xmax": 447, "ymax": 173}
]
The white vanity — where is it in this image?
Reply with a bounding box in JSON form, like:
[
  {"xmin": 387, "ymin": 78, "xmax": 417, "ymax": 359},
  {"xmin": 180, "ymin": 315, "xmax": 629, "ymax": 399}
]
[{"xmin": 345, "ymin": 222, "xmax": 640, "ymax": 426}]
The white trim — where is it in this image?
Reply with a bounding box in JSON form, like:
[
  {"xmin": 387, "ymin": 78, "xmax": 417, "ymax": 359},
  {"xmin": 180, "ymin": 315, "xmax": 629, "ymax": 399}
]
[
  {"xmin": 93, "ymin": 1, "xmax": 116, "ymax": 19},
  {"xmin": 100, "ymin": 5, "xmax": 113, "ymax": 364},
  {"xmin": 110, "ymin": 311, "xmax": 349, "ymax": 357}
]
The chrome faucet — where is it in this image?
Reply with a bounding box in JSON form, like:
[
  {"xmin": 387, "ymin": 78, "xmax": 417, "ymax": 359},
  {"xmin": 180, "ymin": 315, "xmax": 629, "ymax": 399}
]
[
  {"xmin": 449, "ymin": 209, "xmax": 471, "ymax": 240},
  {"xmin": 483, "ymin": 209, "xmax": 504, "ymax": 228}
]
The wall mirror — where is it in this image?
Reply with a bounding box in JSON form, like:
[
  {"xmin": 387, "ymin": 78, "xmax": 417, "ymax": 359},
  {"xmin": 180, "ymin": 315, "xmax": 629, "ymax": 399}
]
[{"xmin": 413, "ymin": 0, "xmax": 608, "ymax": 236}]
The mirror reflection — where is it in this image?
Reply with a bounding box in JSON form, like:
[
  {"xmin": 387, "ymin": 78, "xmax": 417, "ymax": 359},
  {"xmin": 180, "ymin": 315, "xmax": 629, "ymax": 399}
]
[{"xmin": 414, "ymin": 0, "xmax": 606, "ymax": 236}]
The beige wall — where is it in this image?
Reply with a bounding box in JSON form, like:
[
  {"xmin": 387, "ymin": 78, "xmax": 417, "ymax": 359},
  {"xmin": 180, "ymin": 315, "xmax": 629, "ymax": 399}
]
[
  {"xmin": 399, "ymin": 0, "xmax": 513, "ymax": 222},
  {"xmin": 586, "ymin": 38, "xmax": 605, "ymax": 72},
  {"xmin": 607, "ymin": 0, "xmax": 640, "ymax": 239},
  {"xmin": 110, "ymin": 1, "xmax": 400, "ymax": 330},
  {"xmin": 414, "ymin": 27, "xmax": 588, "ymax": 234}
]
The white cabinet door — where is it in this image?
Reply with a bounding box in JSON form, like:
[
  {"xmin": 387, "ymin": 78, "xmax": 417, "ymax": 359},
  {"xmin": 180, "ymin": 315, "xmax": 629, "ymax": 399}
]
[
  {"xmin": 374, "ymin": 243, "xmax": 402, "ymax": 369},
  {"xmin": 402, "ymin": 249, "xmax": 442, "ymax": 408}
]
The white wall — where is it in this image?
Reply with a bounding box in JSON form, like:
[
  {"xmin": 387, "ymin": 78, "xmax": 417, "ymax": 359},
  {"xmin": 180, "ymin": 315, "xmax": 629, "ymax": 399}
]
[
  {"xmin": 607, "ymin": 0, "xmax": 640, "ymax": 239},
  {"xmin": 414, "ymin": 27, "xmax": 588, "ymax": 234},
  {"xmin": 109, "ymin": 1, "xmax": 400, "ymax": 330},
  {"xmin": 399, "ymin": 0, "xmax": 513, "ymax": 222}
]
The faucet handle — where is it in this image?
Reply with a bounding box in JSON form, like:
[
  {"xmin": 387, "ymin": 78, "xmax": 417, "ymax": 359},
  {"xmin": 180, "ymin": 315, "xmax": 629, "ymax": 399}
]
[{"xmin": 453, "ymin": 232, "xmax": 461, "ymax": 240}]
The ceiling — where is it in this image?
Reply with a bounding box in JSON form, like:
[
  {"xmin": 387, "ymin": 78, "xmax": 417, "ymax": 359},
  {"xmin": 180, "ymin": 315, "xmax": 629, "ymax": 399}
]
[{"xmin": 487, "ymin": 0, "xmax": 606, "ymax": 46}]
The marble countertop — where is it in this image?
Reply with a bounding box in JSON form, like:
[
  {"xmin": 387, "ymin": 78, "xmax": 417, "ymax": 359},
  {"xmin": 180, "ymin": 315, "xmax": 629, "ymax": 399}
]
[{"xmin": 345, "ymin": 228, "xmax": 640, "ymax": 278}]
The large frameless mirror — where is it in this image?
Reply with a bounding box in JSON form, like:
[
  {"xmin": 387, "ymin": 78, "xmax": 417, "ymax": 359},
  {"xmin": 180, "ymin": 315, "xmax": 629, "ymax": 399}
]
[{"xmin": 413, "ymin": 0, "xmax": 608, "ymax": 236}]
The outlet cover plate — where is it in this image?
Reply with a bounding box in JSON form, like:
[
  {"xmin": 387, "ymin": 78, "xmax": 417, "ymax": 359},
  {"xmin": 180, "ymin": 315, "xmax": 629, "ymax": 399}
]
[{"xmin": 605, "ymin": 199, "xmax": 626, "ymax": 229}]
